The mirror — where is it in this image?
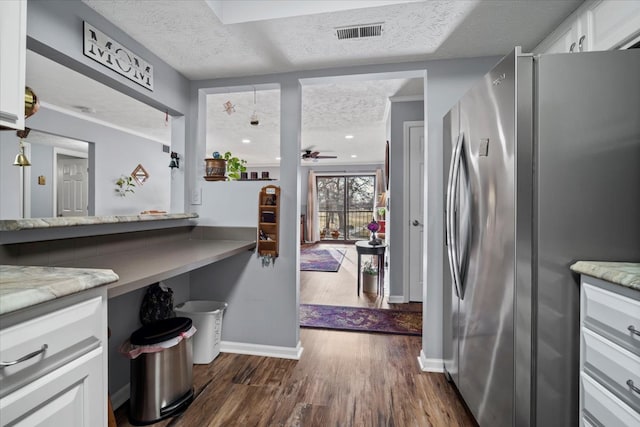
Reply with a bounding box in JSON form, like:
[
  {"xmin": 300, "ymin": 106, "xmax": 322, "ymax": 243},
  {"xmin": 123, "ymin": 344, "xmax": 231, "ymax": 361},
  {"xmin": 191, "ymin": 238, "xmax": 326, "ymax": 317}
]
[{"xmin": 0, "ymin": 129, "xmax": 91, "ymax": 219}]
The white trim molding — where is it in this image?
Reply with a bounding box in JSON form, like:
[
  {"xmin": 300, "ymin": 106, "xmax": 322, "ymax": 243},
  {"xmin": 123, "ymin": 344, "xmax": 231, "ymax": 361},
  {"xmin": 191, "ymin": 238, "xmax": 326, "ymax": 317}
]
[
  {"xmin": 387, "ymin": 294, "xmax": 405, "ymax": 304},
  {"xmin": 220, "ymin": 340, "xmax": 304, "ymax": 360},
  {"xmin": 111, "ymin": 383, "xmax": 130, "ymax": 410},
  {"xmin": 418, "ymin": 349, "xmax": 444, "ymax": 372},
  {"xmin": 389, "ymin": 94, "xmax": 424, "ymax": 102}
]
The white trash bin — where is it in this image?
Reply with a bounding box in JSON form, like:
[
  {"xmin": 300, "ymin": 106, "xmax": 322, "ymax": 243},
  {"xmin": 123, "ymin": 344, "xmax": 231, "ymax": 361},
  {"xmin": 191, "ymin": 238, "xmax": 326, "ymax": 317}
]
[{"xmin": 175, "ymin": 300, "xmax": 227, "ymax": 364}]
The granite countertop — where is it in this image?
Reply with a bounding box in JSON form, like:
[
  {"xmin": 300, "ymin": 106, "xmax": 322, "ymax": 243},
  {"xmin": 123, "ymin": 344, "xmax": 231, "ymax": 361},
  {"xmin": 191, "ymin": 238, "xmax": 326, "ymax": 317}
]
[
  {"xmin": 0, "ymin": 265, "xmax": 119, "ymax": 315},
  {"xmin": 570, "ymin": 261, "xmax": 640, "ymax": 291},
  {"xmin": 0, "ymin": 213, "xmax": 198, "ymax": 231}
]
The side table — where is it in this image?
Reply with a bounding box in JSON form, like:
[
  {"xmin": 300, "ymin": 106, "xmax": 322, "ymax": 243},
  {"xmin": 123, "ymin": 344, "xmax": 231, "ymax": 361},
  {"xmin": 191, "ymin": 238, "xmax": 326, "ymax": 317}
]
[{"xmin": 355, "ymin": 240, "xmax": 387, "ymax": 297}]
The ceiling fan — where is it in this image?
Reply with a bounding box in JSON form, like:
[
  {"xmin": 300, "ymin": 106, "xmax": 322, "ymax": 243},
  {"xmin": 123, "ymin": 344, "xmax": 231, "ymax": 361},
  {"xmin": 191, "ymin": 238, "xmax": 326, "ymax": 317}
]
[{"xmin": 301, "ymin": 149, "xmax": 337, "ymax": 160}]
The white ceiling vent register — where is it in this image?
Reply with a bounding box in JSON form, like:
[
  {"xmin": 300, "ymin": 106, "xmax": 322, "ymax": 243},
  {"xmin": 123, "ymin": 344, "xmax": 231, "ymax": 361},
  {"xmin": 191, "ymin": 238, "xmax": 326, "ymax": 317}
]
[{"xmin": 335, "ymin": 23, "xmax": 383, "ymax": 40}]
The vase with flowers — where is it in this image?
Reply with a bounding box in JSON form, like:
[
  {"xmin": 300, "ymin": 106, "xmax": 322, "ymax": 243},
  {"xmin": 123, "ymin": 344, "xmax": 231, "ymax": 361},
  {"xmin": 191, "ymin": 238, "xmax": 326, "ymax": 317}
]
[{"xmin": 367, "ymin": 218, "xmax": 382, "ymax": 246}]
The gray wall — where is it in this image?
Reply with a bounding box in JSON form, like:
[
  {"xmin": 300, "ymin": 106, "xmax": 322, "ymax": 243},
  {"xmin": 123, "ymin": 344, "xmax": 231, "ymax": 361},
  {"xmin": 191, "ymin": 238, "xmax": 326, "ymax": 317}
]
[
  {"xmin": 29, "ymin": 144, "xmax": 54, "ymax": 218},
  {"xmin": 422, "ymin": 56, "xmax": 500, "ymax": 363},
  {"xmin": 187, "ymin": 56, "xmax": 499, "ymax": 361},
  {"xmin": 26, "ymin": 0, "xmax": 190, "ymax": 213},
  {"xmin": 388, "ymin": 100, "xmax": 424, "ymax": 300},
  {"xmin": 20, "ymin": 0, "xmax": 501, "ymax": 371},
  {"xmin": 26, "ymin": 107, "xmax": 172, "ymax": 216},
  {"xmin": 27, "ymin": 0, "xmax": 190, "ymax": 116},
  {"xmin": 0, "ymin": 134, "xmax": 22, "ymax": 219}
]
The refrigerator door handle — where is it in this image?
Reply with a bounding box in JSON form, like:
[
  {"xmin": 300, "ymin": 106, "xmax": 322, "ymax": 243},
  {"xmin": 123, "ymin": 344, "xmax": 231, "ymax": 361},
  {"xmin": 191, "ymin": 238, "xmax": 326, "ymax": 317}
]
[{"xmin": 446, "ymin": 132, "xmax": 464, "ymax": 299}]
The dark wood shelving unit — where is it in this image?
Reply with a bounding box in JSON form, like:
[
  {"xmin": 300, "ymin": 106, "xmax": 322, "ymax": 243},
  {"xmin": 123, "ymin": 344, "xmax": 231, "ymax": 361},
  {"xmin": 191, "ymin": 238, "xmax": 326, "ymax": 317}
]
[{"xmin": 257, "ymin": 185, "xmax": 280, "ymax": 258}]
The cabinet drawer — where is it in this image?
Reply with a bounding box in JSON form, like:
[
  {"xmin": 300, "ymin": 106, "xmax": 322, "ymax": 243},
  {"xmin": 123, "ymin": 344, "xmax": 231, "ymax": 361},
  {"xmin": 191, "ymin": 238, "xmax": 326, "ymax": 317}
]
[
  {"xmin": 583, "ymin": 328, "xmax": 640, "ymax": 412},
  {"xmin": 0, "ymin": 295, "xmax": 104, "ymax": 383},
  {"xmin": 0, "ymin": 346, "xmax": 104, "ymax": 426},
  {"xmin": 581, "ymin": 373, "xmax": 640, "ymax": 427},
  {"xmin": 582, "ymin": 282, "xmax": 640, "ymax": 355}
]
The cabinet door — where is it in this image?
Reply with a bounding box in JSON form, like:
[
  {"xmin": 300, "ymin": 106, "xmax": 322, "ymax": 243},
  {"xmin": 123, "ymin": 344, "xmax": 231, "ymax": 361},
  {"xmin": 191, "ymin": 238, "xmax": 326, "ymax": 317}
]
[
  {"xmin": 0, "ymin": 347, "xmax": 105, "ymax": 427},
  {"xmin": 582, "ymin": 0, "xmax": 640, "ymax": 50},
  {"xmin": 0, "ymin": 0, "xmax": 27, "ymax": 130},
  {"xmin": 544, "ymin": 21, "xmax": 581, "ymax": 53}
]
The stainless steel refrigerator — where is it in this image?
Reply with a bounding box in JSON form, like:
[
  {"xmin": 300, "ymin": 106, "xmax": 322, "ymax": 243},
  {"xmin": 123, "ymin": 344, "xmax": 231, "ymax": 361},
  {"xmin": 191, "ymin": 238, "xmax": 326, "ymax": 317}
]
[{"xmin": 443, "ymin": 47, "xmax": 640, "ymax": 427}]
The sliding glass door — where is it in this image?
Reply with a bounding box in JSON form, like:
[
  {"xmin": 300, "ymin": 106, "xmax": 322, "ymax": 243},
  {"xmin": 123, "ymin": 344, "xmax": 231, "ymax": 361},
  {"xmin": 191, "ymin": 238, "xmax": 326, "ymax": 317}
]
[{"xmin": 316, "ymin": 175, "xmax": 375, "ymax": 241}]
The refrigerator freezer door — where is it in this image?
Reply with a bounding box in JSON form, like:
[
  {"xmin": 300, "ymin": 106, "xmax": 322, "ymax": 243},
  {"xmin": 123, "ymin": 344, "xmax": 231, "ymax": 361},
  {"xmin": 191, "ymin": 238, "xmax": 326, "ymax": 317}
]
[{"xmin": 456, "ymin": 50, "xmax": 517, "ymax": 427}]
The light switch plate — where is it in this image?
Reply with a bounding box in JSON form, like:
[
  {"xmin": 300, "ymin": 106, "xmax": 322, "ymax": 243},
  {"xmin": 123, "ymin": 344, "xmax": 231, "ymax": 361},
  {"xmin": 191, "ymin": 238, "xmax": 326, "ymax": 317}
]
[{"xmin": 191, "ymin": 188, "xmax": 202, "ymax": 205}]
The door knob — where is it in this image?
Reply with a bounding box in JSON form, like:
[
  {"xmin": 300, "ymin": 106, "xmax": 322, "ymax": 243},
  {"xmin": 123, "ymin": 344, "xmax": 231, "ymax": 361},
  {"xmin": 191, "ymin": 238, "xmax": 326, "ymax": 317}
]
[{"xmin": 412, "ymin": 219, "xmax": 420, "ymax": 226}]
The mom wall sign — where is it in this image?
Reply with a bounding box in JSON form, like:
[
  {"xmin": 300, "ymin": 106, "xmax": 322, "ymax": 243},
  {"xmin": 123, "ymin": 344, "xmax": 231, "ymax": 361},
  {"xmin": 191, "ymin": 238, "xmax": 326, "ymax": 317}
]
[{"xmin": 83, "ymin": 22, "xmax": 154, "ymax": 91}]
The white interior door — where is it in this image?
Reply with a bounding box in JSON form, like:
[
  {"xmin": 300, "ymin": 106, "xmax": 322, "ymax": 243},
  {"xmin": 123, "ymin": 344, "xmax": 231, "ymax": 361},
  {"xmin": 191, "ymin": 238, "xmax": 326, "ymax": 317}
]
[
  {"xmin": 408, "ymin": 123, "xmax": 424, "ymax": 302},
  {"xmin": 57, "ymin": 156, "xmax": 88, "ymax": 217}
]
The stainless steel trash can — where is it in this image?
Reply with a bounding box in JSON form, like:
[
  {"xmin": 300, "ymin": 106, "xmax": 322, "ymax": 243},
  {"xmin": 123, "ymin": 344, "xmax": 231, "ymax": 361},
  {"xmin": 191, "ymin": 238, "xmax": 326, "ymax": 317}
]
[{"xmin": 128, "ymin": 317, "xmax": 194, "ymax": 425}]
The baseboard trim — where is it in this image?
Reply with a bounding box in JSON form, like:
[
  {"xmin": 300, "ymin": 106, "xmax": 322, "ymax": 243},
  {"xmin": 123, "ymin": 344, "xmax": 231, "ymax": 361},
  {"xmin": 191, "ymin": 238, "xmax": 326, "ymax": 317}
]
[
  {"xmin": 387, "ymin": 294, "xmax": 405, "ymax": 303},
  {"xmin": 418, "ymin": 350, "xmax": 444, "ymax": 372},
  {"xmin": 111, "ymin": 383, "xmax": 130, "ymax": 411},
  {"xmin": 220, "ymin": 340, "xmax": 304, "ymax": 360}
]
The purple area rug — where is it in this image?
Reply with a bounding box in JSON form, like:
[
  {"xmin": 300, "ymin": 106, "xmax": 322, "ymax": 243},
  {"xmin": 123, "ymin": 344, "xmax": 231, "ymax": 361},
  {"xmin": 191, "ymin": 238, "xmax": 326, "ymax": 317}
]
[
  {"xmin": 300, "ymin": 304, "xmax": 422, "ymax": 336},
  {"xmin": 300, "ymin": 248, "xmax": 346, "ymax": 272}
]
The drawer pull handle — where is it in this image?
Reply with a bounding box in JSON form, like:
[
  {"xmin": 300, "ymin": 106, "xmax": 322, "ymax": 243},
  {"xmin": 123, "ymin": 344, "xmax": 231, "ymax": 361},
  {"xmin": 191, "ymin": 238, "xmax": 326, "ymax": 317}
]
[
  {"xmin": 629, "ymin": 325, "xmax": 640, "ymax": 337},
  {"xmin": 0, "ymin": 344, "xmax": 48, "ymax": 368},
  {"xmin": 627, "ymin": 379, "xmax": 640, "ymax": 395}
]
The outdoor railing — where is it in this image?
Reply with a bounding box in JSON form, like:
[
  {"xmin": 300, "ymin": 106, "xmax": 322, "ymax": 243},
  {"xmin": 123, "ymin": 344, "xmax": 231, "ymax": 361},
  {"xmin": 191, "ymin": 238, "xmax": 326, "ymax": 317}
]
[{"xmin": 318, "ymin": 209, "xmax": 373, "ymax": 241}]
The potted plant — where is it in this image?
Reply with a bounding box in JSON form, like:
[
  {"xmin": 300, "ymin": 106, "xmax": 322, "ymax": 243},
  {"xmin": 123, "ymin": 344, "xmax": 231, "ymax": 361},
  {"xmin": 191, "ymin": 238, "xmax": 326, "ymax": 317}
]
[
  {"xmin": 362, "ymin": 260, "xmax": 378, "ymax": 294},
  {"xmin": 331, "ymin": 229, "xmax": 340, "ymax": 239},
  {"xmin": 115, "ymin": 174, "xmax": 135, "ymax": 197},
  {"xmin": 205, "ymin": 151, "xmax": 226, "ymax": 180},
  {"xmin": 223, "ymin": 151, "xmax": 247, "ymax": 181},
  {"xmin": 320, "ymin": 228, "xmax": 327, "ymax": 239}
]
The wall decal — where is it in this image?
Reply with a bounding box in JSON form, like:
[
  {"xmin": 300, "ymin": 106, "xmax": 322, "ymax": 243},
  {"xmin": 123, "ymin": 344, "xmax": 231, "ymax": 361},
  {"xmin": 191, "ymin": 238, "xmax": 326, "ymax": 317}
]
[{"xmin": 83, "ymin": 22, "xmax": 154, "ymax": 91}]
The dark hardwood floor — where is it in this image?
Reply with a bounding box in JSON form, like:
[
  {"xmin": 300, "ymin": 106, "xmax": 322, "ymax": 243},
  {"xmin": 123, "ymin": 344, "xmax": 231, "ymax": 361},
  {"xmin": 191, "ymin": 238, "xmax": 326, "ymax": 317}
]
[{"xmin": 115, "ymin": 243, "xmax": 475, "ymax": 426}]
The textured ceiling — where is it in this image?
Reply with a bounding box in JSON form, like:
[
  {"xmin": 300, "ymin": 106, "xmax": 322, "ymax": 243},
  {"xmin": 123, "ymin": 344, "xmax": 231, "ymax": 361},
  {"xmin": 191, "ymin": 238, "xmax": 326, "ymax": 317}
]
[
  {"xmin": 27, "ymin": 1, "xmax": 583, "ymax": 166},
  {"xmin": 206, "ymin": 78, "xmax": 419, "ymax": 165},
  {"xmin": 83, "ymin": 0, "xmax": 582, "ymax": 80}
]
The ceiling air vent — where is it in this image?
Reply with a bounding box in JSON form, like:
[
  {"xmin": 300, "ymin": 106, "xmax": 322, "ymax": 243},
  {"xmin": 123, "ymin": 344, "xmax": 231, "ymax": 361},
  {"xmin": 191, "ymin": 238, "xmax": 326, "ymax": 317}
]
[{"xmin": 336, "ymin": 23, "xmax": 383, "ymax": 40}]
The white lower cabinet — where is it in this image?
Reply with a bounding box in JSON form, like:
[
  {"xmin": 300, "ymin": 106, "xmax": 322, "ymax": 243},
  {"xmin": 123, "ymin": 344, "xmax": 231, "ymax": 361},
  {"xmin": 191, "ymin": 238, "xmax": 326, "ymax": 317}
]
[
  {"xmin": 0, "ymin": 346, "xmax": 103, "ymax": 426},
  {"xmin": 580, "ymin": 276, "xmax": 640, "ymax": 426},
  {"xmin": 0, "ymin": 289, "xmax": 107, "ymax": 427}
]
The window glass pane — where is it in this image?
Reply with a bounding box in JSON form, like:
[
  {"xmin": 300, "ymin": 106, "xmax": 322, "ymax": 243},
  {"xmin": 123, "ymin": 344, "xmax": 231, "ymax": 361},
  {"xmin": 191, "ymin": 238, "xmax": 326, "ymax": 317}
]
[{"xmin": 316, "ymin": 175, "xmax": 374, "ymax": 241}]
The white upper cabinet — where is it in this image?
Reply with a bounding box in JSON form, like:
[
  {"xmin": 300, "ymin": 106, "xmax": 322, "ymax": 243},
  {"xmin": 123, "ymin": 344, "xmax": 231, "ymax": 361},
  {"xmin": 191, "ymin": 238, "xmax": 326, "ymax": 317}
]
[
  {"xmin": 0, "ymin": 0, "xmax": 27, "ymax": 130},
  {"xmin": 535, "ymin": 0, "xmax": 640, "ymax": 54}
]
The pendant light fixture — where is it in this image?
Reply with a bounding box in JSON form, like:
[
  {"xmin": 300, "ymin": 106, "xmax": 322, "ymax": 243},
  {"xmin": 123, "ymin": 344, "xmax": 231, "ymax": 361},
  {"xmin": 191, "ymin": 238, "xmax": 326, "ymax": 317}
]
[
  {"xmin": 250, "ymin": 87, "xmax": 259, "ymax": 126},
  {"xmin": 13, "ymin": 128, "xmax": 31, "ymax": 167}
]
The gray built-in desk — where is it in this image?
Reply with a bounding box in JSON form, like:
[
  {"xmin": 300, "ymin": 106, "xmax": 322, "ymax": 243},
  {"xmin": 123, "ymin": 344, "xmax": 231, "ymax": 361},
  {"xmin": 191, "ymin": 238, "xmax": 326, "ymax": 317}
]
[
  {"xmin": 0, "ymin": 215, "xmax": 256, "ymax": 304},
  {"xmin": 59, "ymin": 238, "xmax": 255, "ymax": 298}
]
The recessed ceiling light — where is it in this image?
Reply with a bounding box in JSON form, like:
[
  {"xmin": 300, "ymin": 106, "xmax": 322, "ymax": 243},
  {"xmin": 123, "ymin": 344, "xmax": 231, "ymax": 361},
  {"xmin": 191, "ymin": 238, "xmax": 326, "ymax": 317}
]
[
  {"xmin": 242, "ymin": 139, "xmax": 251, "ymax": 143},
  {"xmin": 351, "ymin": 154, "xmax": 358, "ymax": 158},
  {"xmin": 345, "ymin": 135, "xmax": 354, "ymax": 139},
  {"xmin": 276, "ymin": 157, "xmax": 281, "ymax": 160}
]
